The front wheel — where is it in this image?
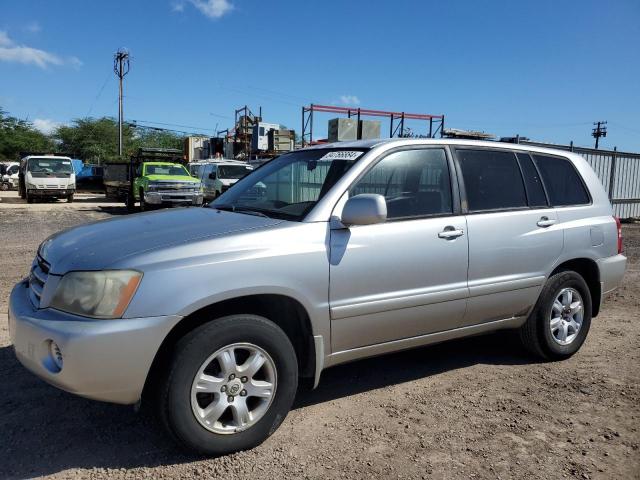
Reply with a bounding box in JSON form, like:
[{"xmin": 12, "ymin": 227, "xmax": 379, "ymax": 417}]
[
  {"xmin": 519, "ymin": 270, "xmax": 592, "ymax": 360},
  {"xmin": 67, "ymin": 193, "xmax": 74, "ymax": 203},
  {"xmin": 157, "ymin": 315, "xmax": 298, "ymax": 456}
]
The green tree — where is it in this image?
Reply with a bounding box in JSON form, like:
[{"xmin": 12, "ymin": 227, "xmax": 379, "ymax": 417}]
[
  {"xmin": 54, "ymin": 117, "xmax": 185, "ymax": 163},
  {"xmin": 0, "ymin": 108, "xmax": 55, "ymax": 161},
  {"xmin": 55, "ymin": 117, "xmax": 134, "ymax": 163}
]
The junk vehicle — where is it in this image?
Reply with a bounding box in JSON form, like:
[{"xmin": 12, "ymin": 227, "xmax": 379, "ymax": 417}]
[
  {"xmin": 188, "ymin": 159, "xmax": 253, "ymax": 202},
  {"xmin": 1, "ymin": 162, "xmax": 19, "ymax": 191},
  {"xmin": 9, "ymin": 139, "xmax": 626, "ymax": 456},
  {"xmin": 18, "ymin": 155, "xmax": 76, "ymax": 203},
  {"xmin": 104, "ymin": 148, "xmax": 203, "ymax": 211}
]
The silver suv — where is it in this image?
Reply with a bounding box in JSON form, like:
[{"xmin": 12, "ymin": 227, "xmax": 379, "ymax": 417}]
[{"xmin": 9, "ymin": 139, "xmax": 626, "ymax": 455}]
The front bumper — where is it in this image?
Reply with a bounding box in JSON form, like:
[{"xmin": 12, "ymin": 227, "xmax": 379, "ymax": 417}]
[
  {"xmin": 144, "ymin": 191, "xmax": 203, "ymax": 206},
  {"xmin": 28, "ymin": 189, "xmax": 74, "ymax": 197},
  {"xmin": 9, "ymin": 280, "xmax": 182, "ymax": 404}
]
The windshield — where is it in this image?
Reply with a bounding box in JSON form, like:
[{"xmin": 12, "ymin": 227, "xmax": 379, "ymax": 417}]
[
  {"xmin": 27, "ymin": 158, "xmax": 73, "ymax": 177},
  {"xmin": 218, "ymin": 164, "xmax": 253, "ymax": 179},
  {"xmin": 211, "ymin": 149, "xmax": 366, "ymax": 221},
  {"xmin": 145, "ymin": 164, "xmax": 190, "ymax": 176}
]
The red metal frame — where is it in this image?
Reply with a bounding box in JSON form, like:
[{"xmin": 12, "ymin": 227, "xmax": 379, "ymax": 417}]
[{"xmin": 302, "ymin": 104, "xmax": 445, "ymax": 146}]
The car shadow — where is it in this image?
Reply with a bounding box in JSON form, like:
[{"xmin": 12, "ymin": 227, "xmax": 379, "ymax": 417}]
[{"xmin": 0, "ymin": 331, "xmax": 536, "ymax": 478}]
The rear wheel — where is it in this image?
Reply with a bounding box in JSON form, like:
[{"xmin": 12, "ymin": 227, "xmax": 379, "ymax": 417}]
[
  {"xmin": 157, "ymin": 315, "xmax": 298, "ymax": 456},
  {"xmin": 520, "ymin": 271, "xmax": 592, "ymax": 360}
]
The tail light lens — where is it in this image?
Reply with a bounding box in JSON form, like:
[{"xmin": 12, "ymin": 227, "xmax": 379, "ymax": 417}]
[{"xmin": 615, "ymin": 216, "xmax": 623, "ymax": 254}]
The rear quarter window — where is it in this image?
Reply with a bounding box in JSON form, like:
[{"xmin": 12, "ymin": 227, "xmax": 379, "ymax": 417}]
[{"xmin": 533, "ymin": 154, "xmax": 590, "ymax": 206}]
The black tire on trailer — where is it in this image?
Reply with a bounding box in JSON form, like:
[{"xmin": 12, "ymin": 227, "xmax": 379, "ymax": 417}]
[
  {"xmin": 157, "ymin": 314, "xmax": 298, "ymax": 456},
  {"xmin": 519, "ymin": 270, "xmax": 592, "ymax": 361}
]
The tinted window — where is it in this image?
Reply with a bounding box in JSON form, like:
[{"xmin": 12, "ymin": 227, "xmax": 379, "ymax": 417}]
[
  {"xmin": 516, "ymin": 152, "xmax": 547, "ymax": 207},
  {"xmin": 351, "ymin": 149, "xmax": 452, "ymax": 219},
  {"xmin": 533, "ymin": 155, "xmax": 590, "ymax": 206},
  {"xmin": 457, "ymin": 149, "xmax": 527, "ymax": 211}
]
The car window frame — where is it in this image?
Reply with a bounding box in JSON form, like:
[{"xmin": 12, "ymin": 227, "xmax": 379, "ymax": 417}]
[
  {"xmin": 344, "ymin": 145, "xmax": 462, "ymax": 223},
  {"xmin": 451, "ymin": 146, "xmax": 546, "ymax": 215},
  {"xmin": 531, "ymin": 152, "xmax": 593, "ymax": 208},
  {"xmin": 514, "ymin": 151, "xmax": 551, "ymax": 208}
]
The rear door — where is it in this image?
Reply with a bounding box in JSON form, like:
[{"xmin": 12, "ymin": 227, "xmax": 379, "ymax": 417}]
[
  {"xmin": 329, "ymin": 146, "xmax": 469, "ymax": 352},
  {"xmin": 453, "ymin": 148, "xmax": 563, "ymax": 326}
]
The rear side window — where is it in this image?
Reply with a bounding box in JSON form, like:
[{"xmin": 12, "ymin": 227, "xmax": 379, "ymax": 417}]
[
  {"xmin": 516, "ymin": 152, "xmax": 547, "ymax": 207},
  {"xmin": 457, "ymin": 149, "xmax": 527, "ymax": 211},
  {"xmin": 533, "ymin": 155, "xmax": 590, "ymax": 206}
]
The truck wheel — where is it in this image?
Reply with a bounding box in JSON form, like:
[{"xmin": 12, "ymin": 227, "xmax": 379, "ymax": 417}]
[
  {"xmin": 0, "ymin": 182, "xmax": 8, "ymax": 191},
  {"xmin": 139, "ymin": 188, "xmax": 147, "ymax": 211},
  {"xmin": 519, "ymin": 270, "xmax": 592, "ymax": 361},
  {"xmin": 125, "ymin": 191, "xmax": 135, "ymax": 212},
  {"xmin": 67, "ymin": 194, "xmax": 74, "ymax": 203},
  {"xmin": 157, "ymin": 314, "xmax": 298, "ymax": 456},
  {"xmin": 26, "ymin": 191, "xmax": 34, "ymax": 204}
]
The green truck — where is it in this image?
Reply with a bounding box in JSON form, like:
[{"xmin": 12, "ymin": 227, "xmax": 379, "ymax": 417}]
[{"xmin": 104, "ymin": 148, "xmax": 203, "ymax": 211}]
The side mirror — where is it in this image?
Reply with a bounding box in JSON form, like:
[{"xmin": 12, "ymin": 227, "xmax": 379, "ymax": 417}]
[
  {"xmin": 340, "ymin": 194, "xmax": 387, "ymax": 226},
  {"xmin": 209, "ymin": 172, "xmax": 217, "ymax": 180}
]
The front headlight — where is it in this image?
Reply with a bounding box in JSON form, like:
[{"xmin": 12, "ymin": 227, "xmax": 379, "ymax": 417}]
[
  {"xmin": 147, "ymin": 182, "xmax": 160, "ymax": 191},
  {"xmin": 50, "ymin": 270, "xmax": 142, "ymax": 319}
]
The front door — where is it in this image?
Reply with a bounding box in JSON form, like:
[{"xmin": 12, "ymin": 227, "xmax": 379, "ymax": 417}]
[{"xmin": 329, "ymin": 147, "xmax": 469, "ymax": 352}]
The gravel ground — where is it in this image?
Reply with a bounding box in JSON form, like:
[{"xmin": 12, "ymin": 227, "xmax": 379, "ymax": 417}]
[{"xmin": 0, "ymin": 200, "xmax": 638, "ymax": 480}]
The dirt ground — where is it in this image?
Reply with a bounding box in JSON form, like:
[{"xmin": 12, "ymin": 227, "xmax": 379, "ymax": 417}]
[{"xmin": 0, "ymin": 196, "xmax": 638, "ymax": 480}]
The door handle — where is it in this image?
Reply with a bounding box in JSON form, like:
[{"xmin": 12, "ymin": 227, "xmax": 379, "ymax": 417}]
[
  {"xmin": 438, "ymin": 226, "xmax": 464, "ymax": 239},
  {"xmin": 537, "ymin": 216, "xmax": 556, "ymax": 228}
]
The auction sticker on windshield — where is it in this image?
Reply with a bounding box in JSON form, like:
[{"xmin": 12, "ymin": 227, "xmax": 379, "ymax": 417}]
[{"xmin": 319, "ymin": 151, "xmax": 364, "ymax": 161}]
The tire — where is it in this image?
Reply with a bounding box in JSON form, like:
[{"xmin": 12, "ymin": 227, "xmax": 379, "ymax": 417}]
[
  {"xmin": 0, "ymin": 182, "xmax": 8, "ymax": 191},
  {"xmin": 519, "ymin": 270, "xmax": 592, "ymax": 360},
  {"xmin": 26, "ymin": 191, "xmax": 34, "ymax": 204},
  {"xmin": 67, "ymin": 194, "xmax": 74, "ymax": 203},
  {"xmin": 158, "ymin": 314, "xmax": 298, "ymax": 456},
  {"xmin": 139, "ymin": 188, "xmax": 146, "ymax": 212},
  {"xmin": 125, "ymin": 190, "xmax": 135, "ymax": 212}
]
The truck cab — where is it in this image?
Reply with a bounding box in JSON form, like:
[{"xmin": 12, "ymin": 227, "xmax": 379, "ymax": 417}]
[
  {"xmin": 19, "ymin": 155, "xmax": 76, "ymax": 203},
  {"xmin": 189, "ymin": 159, "xmax": 253, "ymax": 201}
]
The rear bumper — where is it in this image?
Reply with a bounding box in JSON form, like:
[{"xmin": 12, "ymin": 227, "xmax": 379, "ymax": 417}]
[
  {"xmin": 597, "ymin": 254, "xmax": 627, "ymax": 295},
  {"xmin": 9, "ymin": 280, "xmax": 182, "ymax": 404}
]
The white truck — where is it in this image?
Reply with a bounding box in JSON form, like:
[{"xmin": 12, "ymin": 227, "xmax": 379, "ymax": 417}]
[
  {"xmin": 19, "ymin": 155, "xmax": 76, "ymax": 203},
  {"xmin": 188, "ymin": 159, "xmax": 253, "ymax": 202}
]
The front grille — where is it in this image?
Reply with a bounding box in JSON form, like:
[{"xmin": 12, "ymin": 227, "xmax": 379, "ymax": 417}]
[{"xmin": 29, "ymin": 255, "xmax": 50, "ymax": 308}]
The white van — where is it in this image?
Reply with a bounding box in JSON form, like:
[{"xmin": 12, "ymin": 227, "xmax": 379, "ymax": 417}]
[
  {"xmin": 19, "ymin": 155, "xmax": 76, "ymax": 203},
  {"xmin": 189, "ymin": 159, "xmax": 253, "ymax": 202}
]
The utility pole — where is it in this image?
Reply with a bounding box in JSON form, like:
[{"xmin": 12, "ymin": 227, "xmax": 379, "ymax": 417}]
[
  {"xmin": 113, "ymin": 49, "xmax": 130, "ymax": 157},
  {"xmin": 592, "ymin": 121, "xmax": 607, "ymax": 149}
]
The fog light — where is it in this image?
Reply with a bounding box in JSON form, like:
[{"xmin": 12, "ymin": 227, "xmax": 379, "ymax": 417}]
[{"xmin": 44, "ymin": 340, "xmax": 63, "ymax": 373}]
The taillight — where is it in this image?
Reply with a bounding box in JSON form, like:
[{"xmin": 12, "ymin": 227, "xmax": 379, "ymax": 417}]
[{"xmin": 615, "ymin": 216, "xmax": 623, "ymax": 254}]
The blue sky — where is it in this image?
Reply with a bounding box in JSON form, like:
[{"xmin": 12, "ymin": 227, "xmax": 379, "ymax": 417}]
[{"xmin": 1, "ymin": 0, "xmax": 639, "ymax": 151}]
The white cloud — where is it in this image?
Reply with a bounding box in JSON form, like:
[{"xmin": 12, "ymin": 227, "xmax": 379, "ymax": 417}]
[
  {"xmin": 32, "ymin": 118, "xmax": 62, "ymax": 134},
  {"xmin": 339, "ymin": 95, "xmax": 361, "ymax": 106},
  {"xmin": 25, "ymin": 21, "xmax": 41, "ymax": 33},
  {"xmin": 188, "ymin": 0, "xmax": 233, "ymax": 18},
  {"xmin": 172, "ymin": 1, "xmax": 185, "ymax": 12},
  {"xmin": 0, "ymin": 30, "xmax": 81, "ymax": 69}
]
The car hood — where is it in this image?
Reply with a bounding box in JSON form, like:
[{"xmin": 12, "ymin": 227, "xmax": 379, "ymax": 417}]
[
  {"xmin": 39, "ymin": 208, "xmax": 283, "ymax": 275},
  {"xmin": 145, "ymin": 175, "xmax": 199, "ymax": 183}
]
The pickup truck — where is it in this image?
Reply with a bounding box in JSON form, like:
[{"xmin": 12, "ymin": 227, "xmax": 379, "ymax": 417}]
[{"xmin": 104, "ymin": 148, "xmax": 203, "ymax": 211}]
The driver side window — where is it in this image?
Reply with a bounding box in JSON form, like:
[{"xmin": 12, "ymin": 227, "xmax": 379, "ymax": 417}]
[{"xmin": 351, "ymin": 148, "xmax": 452, "ymax": 220}]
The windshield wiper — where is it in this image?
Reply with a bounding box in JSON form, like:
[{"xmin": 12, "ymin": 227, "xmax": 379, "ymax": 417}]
[{"xmin": 214, "ymin": 204, "xmax": 270, "ymax": 218}]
